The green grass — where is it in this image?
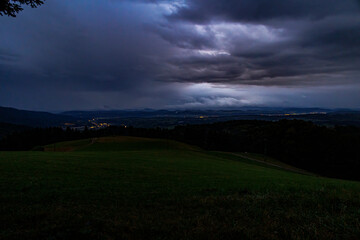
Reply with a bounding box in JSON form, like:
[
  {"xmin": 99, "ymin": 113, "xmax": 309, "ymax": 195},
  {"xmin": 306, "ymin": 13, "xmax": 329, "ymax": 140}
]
[{"xmin": 1, "ymin": 136, "xmax": 360, "ymax": 239}]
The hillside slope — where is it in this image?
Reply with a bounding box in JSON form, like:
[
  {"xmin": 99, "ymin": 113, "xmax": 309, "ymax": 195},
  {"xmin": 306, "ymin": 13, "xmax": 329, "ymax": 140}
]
[
  {"xmin": 44, "ymin": 136, "xmax": 200, "ymax": 152},
  {"xmin": 1, "ymin": 137, "xmax": 360, "ymax": 239},
  {"xmin": 0, "ymin": 106, "xmax": 72, "ymax": 127}
]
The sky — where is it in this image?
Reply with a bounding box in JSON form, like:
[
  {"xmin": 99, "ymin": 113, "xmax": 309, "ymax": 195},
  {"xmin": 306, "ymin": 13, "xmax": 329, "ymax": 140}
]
[{"xmin": 1, "ymin": 0, "xmax": 360, "ymax": 111}]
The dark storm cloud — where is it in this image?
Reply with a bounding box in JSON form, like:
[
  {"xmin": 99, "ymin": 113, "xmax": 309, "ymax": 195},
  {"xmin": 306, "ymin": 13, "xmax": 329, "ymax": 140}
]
[
  {"xmin": 0, "ymin": 1, "xmax": 161, "ymax": 91},
  {"xmin": 168, "ymin": 0, "xmax": 360, "ymax": 23},
  {"xmin": 1, "ymin": 0, "xmax": 360, "ymax": 110},
  {"xmin": 0, "ymin": 49, "xmax": 19, "ymax": 63},
  {"xmin": 0, "ymin": 0, "xmax": 186, "ymax": 110},
  {"xmin": 145, "ymin": 0, "xmax": 360, "ymax": 87},
  {"xmin": 147, "ymin": 23, "xmax": 216, "ymax": 50}
]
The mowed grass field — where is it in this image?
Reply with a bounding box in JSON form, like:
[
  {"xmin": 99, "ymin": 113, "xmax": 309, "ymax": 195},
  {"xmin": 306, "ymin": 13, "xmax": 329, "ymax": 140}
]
[{"xmin": 1, "ymin": 137, "xmax": 360, "ymax": 239}]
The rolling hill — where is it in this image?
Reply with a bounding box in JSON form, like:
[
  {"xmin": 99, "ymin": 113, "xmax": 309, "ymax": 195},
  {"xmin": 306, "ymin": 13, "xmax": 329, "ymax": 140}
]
[
  {"xmin": 1, "ymin": 136, "xmax": 360, "ymax": 239},
  {"xmin": 0, "ymin": 106, "xmax": 73, "ymax": 127}
]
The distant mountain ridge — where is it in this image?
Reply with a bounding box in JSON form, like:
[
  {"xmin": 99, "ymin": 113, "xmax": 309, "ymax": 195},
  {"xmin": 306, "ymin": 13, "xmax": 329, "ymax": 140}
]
[
  {"xmin": 2, "ymin": 106, "xmax": 360, "ymax": 130},
  {"xmin": 0, "ymin": 106, "xmax": 73, "ymax": 127},
  {"xmin": 61, "ymin": 107, "xmax": 334, "ymax": 119}
]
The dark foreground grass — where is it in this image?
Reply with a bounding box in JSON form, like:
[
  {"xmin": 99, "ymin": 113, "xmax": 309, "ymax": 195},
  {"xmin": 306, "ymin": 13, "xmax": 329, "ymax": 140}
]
[{"xmin": 1, "ymin": 137, "xmax": 360, "ymax": 239}]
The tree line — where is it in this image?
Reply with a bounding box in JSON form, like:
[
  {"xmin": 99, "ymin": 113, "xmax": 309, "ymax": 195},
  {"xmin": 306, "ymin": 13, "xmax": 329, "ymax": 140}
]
[
  {"xmin": 1, "ymin": 119, "xmax": 360, "ymax": 181},
  {"xmin": 0, "ymin": 0, "xmax": 44, "ymax": 17}
]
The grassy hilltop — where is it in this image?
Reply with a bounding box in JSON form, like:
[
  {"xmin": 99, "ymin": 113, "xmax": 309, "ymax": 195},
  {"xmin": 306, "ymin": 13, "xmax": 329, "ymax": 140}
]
[{"xmin": 1, "ymin": 137, "xmax": 360, "ymax": 239}]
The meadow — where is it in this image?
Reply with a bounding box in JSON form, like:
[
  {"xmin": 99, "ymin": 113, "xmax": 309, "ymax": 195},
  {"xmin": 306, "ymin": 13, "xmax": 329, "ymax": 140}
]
[{"xmin": 1, "ymin": 136, "xmax": 360, "ymax": 239}]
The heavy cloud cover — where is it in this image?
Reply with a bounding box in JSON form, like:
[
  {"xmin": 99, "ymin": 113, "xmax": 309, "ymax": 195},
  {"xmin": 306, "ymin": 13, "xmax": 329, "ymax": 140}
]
[
  {"xmin": 1, "ymin": 0, "xmax": 360, "ymax": 110},
  {"xmin": 154, "ymin": 0, "xmax": 360, "ymax": 86}
]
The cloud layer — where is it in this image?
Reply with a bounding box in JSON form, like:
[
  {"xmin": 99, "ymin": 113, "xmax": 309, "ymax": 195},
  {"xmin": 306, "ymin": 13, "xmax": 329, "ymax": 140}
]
[
  {"xmin": 153, "ymin": 0, "xmax": 360, "ymax": 86},
  {"xmin": 1, "ymin": 0, "xmax": 360, "ymax": 110}
]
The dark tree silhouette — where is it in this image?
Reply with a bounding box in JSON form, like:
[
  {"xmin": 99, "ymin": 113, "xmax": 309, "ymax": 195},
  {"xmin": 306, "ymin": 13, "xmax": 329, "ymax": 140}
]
[{"xmin": 0, "ymin": 0, "xmax": 44, "ymax": 17}]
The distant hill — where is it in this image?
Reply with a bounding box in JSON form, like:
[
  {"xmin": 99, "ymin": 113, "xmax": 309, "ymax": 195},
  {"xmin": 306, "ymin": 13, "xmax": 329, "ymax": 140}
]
[
  {"xmin": 0, "ymin": 106, "xmax": 73, "ymax": 127},
  {"xmin": 61, "ymin": 107, "xmax": 333, "ymax": 119},
  {"xmin": 61, "ymin": 107, "xmax": 360, "ymax": 128}
]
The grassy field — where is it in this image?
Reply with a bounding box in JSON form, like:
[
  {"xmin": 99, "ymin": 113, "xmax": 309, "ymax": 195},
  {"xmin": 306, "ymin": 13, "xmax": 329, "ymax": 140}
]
[{"xmin": 1, "ymin": 136, "xmax": 360, "ymax": 239}]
